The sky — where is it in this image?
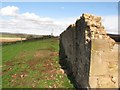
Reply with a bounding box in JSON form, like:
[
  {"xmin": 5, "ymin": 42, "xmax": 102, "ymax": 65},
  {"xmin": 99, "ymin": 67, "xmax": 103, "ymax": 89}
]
[{"xmin": 0, "ymin": 2, "xmax": 118, "ymax": 36}]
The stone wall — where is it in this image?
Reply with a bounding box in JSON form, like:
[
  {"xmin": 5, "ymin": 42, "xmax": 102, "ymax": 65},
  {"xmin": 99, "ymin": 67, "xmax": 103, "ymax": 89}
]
[
  {"xmin": 59, "ymin": 13, "xmax": 118, "ymax": 88},
  {"xmin": 107, "ymin": 34, "xmax": 120, "ymax": 42}
]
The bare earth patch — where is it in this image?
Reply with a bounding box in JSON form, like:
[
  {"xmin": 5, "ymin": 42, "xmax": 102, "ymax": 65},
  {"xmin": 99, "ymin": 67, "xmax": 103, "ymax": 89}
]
[
  {"xmin": 2, "ymin": 38, "xmax": 73, "ymax": 88},
  {"xmin": 0, "ymin": 37, "xmax": 26, "ymax": 43}
]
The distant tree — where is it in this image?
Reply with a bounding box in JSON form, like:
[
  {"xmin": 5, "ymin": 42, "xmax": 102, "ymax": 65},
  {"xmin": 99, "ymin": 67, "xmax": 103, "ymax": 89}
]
[{"xmin": 26, "ymin": 35, "xmax": 34, "ymax": 40}]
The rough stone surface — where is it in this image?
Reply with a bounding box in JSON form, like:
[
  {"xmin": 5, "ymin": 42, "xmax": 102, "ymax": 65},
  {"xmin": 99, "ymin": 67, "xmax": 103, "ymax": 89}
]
[{"xmin": 59, "ymin": 13, "xmax": 118, "ymax": 88}]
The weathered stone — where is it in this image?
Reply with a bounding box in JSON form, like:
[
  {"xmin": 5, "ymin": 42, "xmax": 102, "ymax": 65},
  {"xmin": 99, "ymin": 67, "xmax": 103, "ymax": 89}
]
[
  {"xmin": 89, "ymin": 76, "xmax": 98, "ymax": 88},
  {"xmin": 59, "ymin": 13, "xmax": 118, "ymax": 88}
]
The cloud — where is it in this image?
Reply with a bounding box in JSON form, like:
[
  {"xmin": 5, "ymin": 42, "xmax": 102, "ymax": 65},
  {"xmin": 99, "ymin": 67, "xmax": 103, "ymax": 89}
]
[
  {"xmin": 0, "ymin": 6, "xmax": 118, "ymax": 36},
  {"xmin": 0, "ymin": 18, "xmax": 63, "ymax": 36},
  {"xmin": 0, "ymin": 6, "xmax": 19, "ymax": 16},
  {"xmin": 0, "ymin": 6, "xmax": 67, "ymax": 36},
  {"xmin": 20, "ymin": 12, "xmax": 53, "ymax": 21},
  {"xmin": 102, "ymin": 15, "xmax": 118, "ymax": 34}
]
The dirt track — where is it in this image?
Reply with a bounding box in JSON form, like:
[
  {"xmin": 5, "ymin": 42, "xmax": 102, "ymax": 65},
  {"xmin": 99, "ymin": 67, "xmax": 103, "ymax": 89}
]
[{"xmin": 0, "ymin": 37, "xmax": 26, "ymax": 43}]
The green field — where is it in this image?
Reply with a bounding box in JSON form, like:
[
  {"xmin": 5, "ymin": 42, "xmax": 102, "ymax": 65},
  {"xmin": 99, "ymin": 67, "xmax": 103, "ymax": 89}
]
[{"xmin": 2, "ymin": 38, "xmax": 74, "ymax": 88}]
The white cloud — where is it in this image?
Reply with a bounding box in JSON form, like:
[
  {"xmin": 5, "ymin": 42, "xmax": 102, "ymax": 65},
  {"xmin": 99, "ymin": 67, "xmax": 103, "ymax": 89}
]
[
  {"xmin": 0, "ymin": 6, "xmax": 19, "ymax": 16},
  {"xmin": 21, "ymin": 12, "xmax": 40, "ymax": 20},
  {"xmin": 102, "ymin": 15, "xmax": 118, "ymax": 34},
  {"xmin": 0, "ymin": 6, "xmax": 67, "ymax": 36},
  {"xmin": 0, "ymin": 6, "xmax": 118, "ymax": 36},
  {"xmin": 20, "ymin": 12, "xmax": 53, "ymax": 22},
  {"xmin": 54, "ymin": 17, "xmax": 76, "ymax": 25},
  {"xmin": 0, "ymin": 17, "xmax": 64, "ymax": 36}
]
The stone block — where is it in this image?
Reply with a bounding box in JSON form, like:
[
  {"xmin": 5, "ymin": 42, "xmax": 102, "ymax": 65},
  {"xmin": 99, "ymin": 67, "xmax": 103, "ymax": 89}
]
[{"xmin": 89, "ymin": 76, "xmax": 98, "ymax": 88}]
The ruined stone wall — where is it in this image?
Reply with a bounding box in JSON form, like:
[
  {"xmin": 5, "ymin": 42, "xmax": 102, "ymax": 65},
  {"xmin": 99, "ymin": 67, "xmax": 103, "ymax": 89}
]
[{"xmin": 59, "ymin": 13, "xmax": 118, "ymax": 88}]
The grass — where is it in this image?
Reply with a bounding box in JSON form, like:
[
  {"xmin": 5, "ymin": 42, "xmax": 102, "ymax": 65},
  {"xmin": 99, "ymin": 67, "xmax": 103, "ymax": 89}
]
[{"xmin": 2, "ymin": 38, "xmax": 74, "ymax": 88}]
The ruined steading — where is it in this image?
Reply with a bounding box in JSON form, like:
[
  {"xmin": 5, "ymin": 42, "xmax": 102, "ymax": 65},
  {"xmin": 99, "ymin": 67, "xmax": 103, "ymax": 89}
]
[{"xmin": 59, "ymin": 13, "xmax": 118, "ymax": 88}]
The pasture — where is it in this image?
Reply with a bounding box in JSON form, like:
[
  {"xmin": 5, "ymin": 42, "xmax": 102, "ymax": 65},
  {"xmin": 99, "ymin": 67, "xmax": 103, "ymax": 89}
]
[{"xmin": 2, "ymin": 38, "xmax": 74, "ymax": 88}]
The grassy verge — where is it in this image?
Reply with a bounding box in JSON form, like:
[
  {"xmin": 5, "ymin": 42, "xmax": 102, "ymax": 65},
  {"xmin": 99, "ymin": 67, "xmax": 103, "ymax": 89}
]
[{"xmin": 2, "ymin": 38, "xmax": 74, "ymax": 88}]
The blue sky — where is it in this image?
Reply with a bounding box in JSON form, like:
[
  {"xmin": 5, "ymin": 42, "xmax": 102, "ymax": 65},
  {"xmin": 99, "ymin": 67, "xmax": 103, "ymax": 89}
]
[
  {"xmin": 0, "ymin": 2, "xmax": 118, "ymax": 35},
  {"xmin": 2, "ymin": 2, "xmax": 118, "ymax": 18}
]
